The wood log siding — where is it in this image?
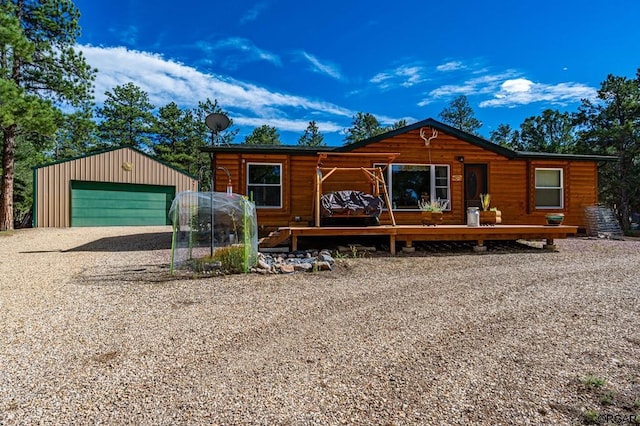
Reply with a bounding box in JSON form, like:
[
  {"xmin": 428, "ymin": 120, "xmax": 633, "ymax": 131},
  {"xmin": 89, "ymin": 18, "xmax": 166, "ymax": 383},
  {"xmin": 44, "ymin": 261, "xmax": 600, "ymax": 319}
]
[{"xmin": 213, "ymin": 129, "xmax": 600, "ymax": 229}]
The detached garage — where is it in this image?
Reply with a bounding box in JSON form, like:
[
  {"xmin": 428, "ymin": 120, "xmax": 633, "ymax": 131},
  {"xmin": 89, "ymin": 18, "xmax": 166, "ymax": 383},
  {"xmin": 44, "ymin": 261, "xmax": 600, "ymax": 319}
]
[{"xmin": 34, "ymin": 147, "xmax": 199, "ymax": 227}]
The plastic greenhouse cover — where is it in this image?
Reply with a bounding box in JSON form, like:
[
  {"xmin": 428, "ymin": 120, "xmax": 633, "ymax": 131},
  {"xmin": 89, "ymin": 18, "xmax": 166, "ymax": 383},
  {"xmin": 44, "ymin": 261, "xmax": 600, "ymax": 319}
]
[{"xmin": 169, "ymin": 191, "xmax": 258, "ymax": 273}]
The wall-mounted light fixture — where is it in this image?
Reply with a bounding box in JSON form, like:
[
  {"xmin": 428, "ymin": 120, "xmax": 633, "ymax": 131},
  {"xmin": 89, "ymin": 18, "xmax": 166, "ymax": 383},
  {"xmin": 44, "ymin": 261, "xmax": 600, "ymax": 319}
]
[{"xmin": 457, "ymin": 156, "xmax": 465, "ymax": 163}]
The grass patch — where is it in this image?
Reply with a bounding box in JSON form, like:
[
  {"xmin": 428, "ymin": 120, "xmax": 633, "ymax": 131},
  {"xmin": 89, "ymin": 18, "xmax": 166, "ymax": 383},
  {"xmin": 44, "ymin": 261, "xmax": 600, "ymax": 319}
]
[
  {"xmin": 600, "ymin": 390, "xmax": 615, "ymax": 405},
  {"xmin": 582, "ymin": 409, "xmax": 599, "ymax": 424},
  {"xmin": 191, "ymin": 245, "xmax": 248, "ymax": 274},
  {"xmin": 581, "ymin": 375, "xmax": 605, "ymax": 388}
]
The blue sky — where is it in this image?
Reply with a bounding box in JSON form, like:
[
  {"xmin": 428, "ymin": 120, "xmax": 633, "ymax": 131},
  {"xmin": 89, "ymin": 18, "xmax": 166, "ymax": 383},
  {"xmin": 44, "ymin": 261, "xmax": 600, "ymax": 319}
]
[{"xmin": 73, "ymin": 0, "xmax": 640, "ymax": 146}]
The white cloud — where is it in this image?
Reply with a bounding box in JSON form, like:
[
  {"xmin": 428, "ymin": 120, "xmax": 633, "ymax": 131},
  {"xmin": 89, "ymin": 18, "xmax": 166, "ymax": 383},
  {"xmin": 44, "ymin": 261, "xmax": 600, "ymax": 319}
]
[
  {"xmin": 418, "ymin": 67, "xmax": 596, "ymax": 109},
  {"xmin": 436, "ymin": 61, "xmax": 464, "ymax": 72},
  {"xmin": 197, "ymin": 37, "xmax": 282, "ymax": 69},
  {"xmin": 300, "ymin": 52, "xmax": 343, "ymax": 80},
  {"xmin": 240, "ymin": 2, "xmax": 268, "ymax": 24},
  {"xmin": 370, "ymin": 64, "xmax": 426, "ymax": 89},
  {"xmin": 479, "ymin": 79, "xmax": 598, "ymax": 108},
  {"xmin": 426, "ymin": 70, "xmax": 521, "ymax": 99},
  {"xmin": 79, "ymin": 45, "xmax": 356, "ymax": 133},
  {"xmin": 233, "ymin": 116, "xmax": 343, "ymax": 133},
  {"xmin": 500, "ymin": 78, "xmax": 534, "ymax": 93},
  {"xmin": 108, "ymin": 25, "xmax": 138, "ymax": 46},
  {"xmin": 418, "ymin": 70, "xmax": 521, "ymax": 105},
  {"xmin": 428, "ymin": 83, "xmax": 476, "ymax": 98}
]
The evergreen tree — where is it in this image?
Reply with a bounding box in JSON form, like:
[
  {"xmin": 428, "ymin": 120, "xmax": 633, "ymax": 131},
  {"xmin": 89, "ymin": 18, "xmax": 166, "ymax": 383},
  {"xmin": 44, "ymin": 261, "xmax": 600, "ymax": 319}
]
[
  {"xmin": 343, "ymin": 112, "xmax": 386, "ymax": 145},
  {"xmin": 192, "ymin": 98, "xmax": 237, "ymax": 189},
  {"xmin": 194, "ymin": 98, "xmax": 237, "ymax": 147},
  {"xmin": 575, "ymin": 70, "xmax": 640, "ymax": 231},
  {"xmin": 55, "ymin": 106, "xmax": 97, "ymax": 159},
  {"xmin": 152, "ymin": 102, "xmax": 199, "ymax": 173},
  {"xmin": 13, "ymin": 134, "xmax": 49, "ymax": 226},
  {"xmin": 489, "ymin": 124, "xmax": 522, "ymax": 150},
  {"xmin": 96, "ymin": 82, "xmax": 154, "ymax": 150},
  {"xmin": 298, "ymin": 121, "xmax": 325, "ymax": 146},
  {"xmin": 0, "ymin": 0, "xmax": 95, "ymax": 230},
  {"xmin": 244, "ymin": 125, "xmax": 282, "ymax": 145},
  {"xmin": 343, "ymin": 113, "xmax": 407, "ymax": 145},
  {"xmin": 518, "ymin": 109, "xmax": 576, "ymax": 153},
  {"xmin": 391, "ymin": 119, "xmax": 407, "ymax": 130},
  {"xmin": 438, "ymin": 95, "xmax": 482, "ymax": 135}
]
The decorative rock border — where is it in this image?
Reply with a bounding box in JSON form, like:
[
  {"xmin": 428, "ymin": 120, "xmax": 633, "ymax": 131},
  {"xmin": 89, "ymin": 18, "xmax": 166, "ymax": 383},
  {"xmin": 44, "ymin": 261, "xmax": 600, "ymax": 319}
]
[{"xmin": 253, "ymin": 250, "xmax": 335, "ymax": 274}]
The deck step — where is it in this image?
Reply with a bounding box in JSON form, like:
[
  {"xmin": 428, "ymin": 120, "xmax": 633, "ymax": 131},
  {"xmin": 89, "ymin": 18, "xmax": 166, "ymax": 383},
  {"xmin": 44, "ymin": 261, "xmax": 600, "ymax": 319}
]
[{"xmin": 258, "ymin": 228, "xmax": 292, "ymax": 249}]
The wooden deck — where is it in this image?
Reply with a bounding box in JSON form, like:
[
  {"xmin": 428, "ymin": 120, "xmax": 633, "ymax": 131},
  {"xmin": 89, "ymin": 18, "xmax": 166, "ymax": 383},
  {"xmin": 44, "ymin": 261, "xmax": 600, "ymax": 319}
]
[{"xmin": 261, "ymin": 224, "xmax": 578, "ymax": 255}]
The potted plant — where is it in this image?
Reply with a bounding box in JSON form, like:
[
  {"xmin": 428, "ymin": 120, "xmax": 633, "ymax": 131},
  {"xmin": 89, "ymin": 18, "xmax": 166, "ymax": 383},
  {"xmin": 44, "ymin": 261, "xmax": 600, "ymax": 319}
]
[
  {"xmin": 479, "ymin": 193, "xmax": 502, "ymax": 225},
  {"xmin": 545, "ymin": 213, "xmax": 565, "ymax": 226},
  {"xmin": 418, "ymin": 199, "xmax": 448, "ymax": 226}
]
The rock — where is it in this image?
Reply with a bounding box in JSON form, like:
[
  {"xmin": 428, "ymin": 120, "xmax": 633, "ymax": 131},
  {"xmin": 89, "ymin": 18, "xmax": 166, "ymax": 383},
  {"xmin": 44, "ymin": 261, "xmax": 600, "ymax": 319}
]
[
  {"xmin": 279, "ymin": 264, "xmax": 295, "ymax": 274},
  {"xmin": 258, "ymin": 258, "xmax": 272, "ymax": 270},
  {"xmin": 314, "ymin": 261, "xmax": 332, "ymax": 271},
  {"xmin": 253, "ymin": 250, "xmax": 336, "ymax": 274},
  {"xmin": 203, "ymin": 261, "xmax": 222, "ymax": 271},
  {"xmin": 319, "ymin": 253, "xmax": 335, "ymax": 264},
  {"xmin": 294, "ymin": 262, "xmax": 313, "ymax": 272}
]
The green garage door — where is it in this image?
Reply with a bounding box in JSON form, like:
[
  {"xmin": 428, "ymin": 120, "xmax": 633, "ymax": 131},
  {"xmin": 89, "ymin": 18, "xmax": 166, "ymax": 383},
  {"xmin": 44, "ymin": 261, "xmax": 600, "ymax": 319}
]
[{"xmin": 71, "ymin": 181, "xmax": 175, "ymax": 226}]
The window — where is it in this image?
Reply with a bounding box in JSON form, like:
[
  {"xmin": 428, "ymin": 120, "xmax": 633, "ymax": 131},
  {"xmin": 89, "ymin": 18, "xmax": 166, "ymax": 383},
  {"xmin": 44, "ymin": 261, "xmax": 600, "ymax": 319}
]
[
  {"xmin": 535, "ymin": 168, "xmax": 563, "ymax": 208},
  {"xmin": 247, "ymin": 163, "xmax": 282, "ymax": 208},
  {"xmin": 375, "ymin": 164, "xmax": 450, "ymax": 210}
]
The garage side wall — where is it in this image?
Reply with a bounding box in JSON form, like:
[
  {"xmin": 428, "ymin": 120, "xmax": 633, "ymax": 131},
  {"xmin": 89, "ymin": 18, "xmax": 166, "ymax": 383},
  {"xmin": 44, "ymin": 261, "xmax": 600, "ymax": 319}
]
[{"xmin": 35, "ymin": 148, "xmax": 198, "ymax": 227}]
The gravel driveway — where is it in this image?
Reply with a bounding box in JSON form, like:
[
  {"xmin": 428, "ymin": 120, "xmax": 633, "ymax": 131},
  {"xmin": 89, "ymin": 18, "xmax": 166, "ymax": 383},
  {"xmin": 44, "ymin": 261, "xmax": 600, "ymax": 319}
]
[{"xmin": 1, "ymin": 227, "xmax": 639, "ymax": 425}]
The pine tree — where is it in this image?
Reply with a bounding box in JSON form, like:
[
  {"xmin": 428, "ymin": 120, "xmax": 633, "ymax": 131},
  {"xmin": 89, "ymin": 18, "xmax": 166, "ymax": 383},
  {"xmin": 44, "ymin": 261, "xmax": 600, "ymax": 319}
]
[
  {"xmin": 298, "ymin": 121, "xmax": 325, "ymax": 146},
  {"xmin": 0, "ymin": 0, "xmax": 95, "ymax": 230},
  {"xmin": 438, "ymin": 95, "xmax": 482, "ymax": 135},
  {"xmin": 575, "ymin": 70, "xmax": 640, "ymax": 230},
  {"xmin": 244, "ymin": 125, "xmax": 282, "ymax": 145},
  {"xmin": 152, "ymin": 102, "xmax": 199, "ymax": 173},
  {"xmin": 343, "ymin": 112, "xmax": 385, "ymax": 145},
  {"xmin": 96, "ymin": 82, "xmax": 155, "ymax": 150}
]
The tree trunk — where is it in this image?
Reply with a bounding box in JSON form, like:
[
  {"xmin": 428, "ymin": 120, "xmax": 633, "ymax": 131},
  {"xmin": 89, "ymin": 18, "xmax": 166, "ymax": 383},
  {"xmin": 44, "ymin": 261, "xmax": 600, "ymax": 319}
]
[{"xmin": 1, "ymin": 125, "xmax": 17, "ymax": 231}]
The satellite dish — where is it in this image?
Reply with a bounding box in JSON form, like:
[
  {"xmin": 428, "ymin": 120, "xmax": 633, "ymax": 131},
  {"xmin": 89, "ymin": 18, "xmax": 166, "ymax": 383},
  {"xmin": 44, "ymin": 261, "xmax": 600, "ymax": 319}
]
[{"xmin": 205, "ymin": 113, "xmax": 230, "ymax": 132}]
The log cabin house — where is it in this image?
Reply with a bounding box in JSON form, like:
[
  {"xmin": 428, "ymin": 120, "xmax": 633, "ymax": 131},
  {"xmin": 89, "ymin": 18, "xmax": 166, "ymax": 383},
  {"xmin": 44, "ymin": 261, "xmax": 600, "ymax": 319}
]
[{"xmin": 204, "ymin": 118, "xmax": 613, "ymax": 237}]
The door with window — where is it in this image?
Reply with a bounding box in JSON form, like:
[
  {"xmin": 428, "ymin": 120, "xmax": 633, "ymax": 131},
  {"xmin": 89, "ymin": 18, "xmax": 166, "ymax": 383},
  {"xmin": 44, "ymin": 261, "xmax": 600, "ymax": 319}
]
[{"xmin": 464, "ymin": 164, "xmax": 487, "ymax": 210}]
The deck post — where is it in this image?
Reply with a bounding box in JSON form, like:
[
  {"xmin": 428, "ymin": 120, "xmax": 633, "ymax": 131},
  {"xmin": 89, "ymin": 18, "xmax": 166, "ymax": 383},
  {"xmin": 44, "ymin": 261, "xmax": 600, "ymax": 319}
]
[
  {"xmin": 315, "ymin": 168, "xmax": 322, "ymax": 227},
  {"xmin": 402, "ymin": 239, "xmax": 415, "ymax": 253},
  {"xmin": 543, "ymin": 238, "xmax": 556, "ymax": 250},
  {"xmin": 292, "ymin": 234, "xmax": 298, "ymax": 251},
  {"xmin": 473, "ymin": 239, "xmax": 487, "ymax": 252},
  {"xmin": 390, "ymin": 235, "xmax": 396, "ymax": 255}
]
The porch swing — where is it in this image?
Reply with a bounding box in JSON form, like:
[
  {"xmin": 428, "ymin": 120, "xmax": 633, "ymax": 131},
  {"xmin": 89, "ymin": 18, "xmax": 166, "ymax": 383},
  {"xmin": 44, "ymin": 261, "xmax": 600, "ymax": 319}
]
[{"xmin": 313, "ymin": 152, "xmax": 399, "ymax": 227}]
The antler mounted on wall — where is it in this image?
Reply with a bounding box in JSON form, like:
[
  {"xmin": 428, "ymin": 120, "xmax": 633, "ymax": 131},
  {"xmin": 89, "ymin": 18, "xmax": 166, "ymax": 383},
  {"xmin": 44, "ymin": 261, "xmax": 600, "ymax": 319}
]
[{"xmin": 419, "ymin": 127, "xmax": 438, "ymax": 147}]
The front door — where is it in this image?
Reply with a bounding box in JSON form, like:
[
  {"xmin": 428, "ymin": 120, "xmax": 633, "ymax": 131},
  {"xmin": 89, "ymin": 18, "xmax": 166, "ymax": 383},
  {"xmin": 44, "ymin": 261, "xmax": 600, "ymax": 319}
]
[{"xmin": 464, "ymin": 164, "xmax": 488, "ymax": 213}]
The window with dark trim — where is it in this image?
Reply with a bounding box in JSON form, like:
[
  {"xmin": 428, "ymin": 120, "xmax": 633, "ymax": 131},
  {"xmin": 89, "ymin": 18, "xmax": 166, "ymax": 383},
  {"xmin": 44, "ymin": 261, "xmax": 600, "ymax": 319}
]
[
  {"xmin": 535, "ymin": 168, "xmax": 563, "ymax": 209},
  {"xmin": 247, "ymin": 163, "xmax": 282, "ymax": 208}
]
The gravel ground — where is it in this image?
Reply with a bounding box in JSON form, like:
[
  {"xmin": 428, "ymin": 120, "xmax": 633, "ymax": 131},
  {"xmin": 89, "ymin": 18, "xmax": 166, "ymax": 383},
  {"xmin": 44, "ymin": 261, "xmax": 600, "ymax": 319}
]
[{"xmin": 1, "ymin": 227, "xmax": 639, "ymax": 425}]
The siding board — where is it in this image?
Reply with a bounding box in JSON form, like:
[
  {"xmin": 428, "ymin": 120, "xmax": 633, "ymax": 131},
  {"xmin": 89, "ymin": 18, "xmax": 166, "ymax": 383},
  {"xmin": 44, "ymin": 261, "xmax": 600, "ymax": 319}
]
[
  {"xmin": 35, "ymin": 147, "xmax": 198, "ymax": 227},
  {"xmin": 209, "ymin": 129, "xmax": 602, "ymax": 230}
]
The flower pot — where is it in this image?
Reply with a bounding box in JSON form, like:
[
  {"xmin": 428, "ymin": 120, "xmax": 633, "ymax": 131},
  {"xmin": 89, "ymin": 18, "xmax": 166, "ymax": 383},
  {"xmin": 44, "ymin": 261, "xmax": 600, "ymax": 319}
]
[
  {"xmin": 421, "ymin": 211, "xmax": 443, "ymax": 226},
  {"xmin": 479, "ymin": 210, "xmax": 502, "ymax": 226},
  {"xmin": 545, "ymin": 213, "xmax": 564, "ymax": 226}
]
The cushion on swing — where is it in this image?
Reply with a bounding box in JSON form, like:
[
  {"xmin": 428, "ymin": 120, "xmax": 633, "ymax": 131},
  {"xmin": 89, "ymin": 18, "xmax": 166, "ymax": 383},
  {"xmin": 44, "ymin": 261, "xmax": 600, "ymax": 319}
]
[{"xmin": 320, "ymin": 190, "xmax": 384, "ymax": 218}]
